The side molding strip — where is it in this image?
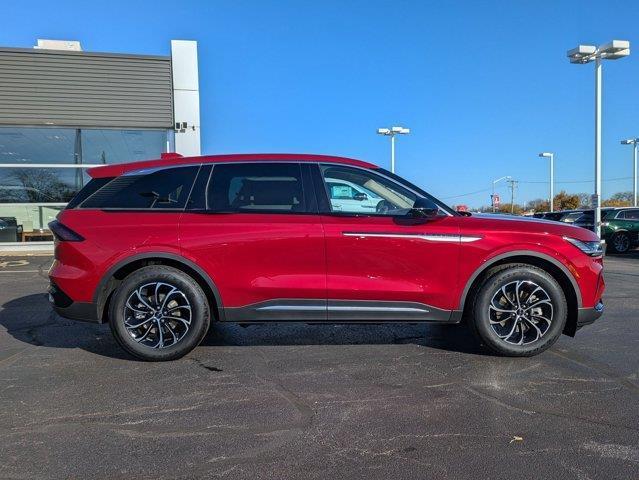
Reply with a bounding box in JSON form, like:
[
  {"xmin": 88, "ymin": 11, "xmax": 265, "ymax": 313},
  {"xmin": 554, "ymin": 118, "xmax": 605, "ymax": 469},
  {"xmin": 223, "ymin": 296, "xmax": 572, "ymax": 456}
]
[
  {"xmin": 224, "ymin": 299, "xmax": 458, "ymax": 323},
  {"xmin": 342, "ymin": 232, "xmax": 482, "ymax": 243}
]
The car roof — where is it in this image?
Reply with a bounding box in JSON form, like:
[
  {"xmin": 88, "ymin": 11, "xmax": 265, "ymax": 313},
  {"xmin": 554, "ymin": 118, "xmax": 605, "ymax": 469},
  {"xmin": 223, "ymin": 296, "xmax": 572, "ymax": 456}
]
[{"xmin": 88, "ymin": 153, "xmax": 378, "ymax": 179}]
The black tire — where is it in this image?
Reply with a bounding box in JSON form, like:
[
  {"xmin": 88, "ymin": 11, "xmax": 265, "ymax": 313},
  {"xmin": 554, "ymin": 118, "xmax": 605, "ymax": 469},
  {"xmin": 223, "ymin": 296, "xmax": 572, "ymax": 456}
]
[
  {"xmin": 376, "ymin": 200, "xmax": 392, "ymax": 214},
  {"xmin": 469, "ymin": 264, "xmax": 567, "ymax": 357},
  {"xmin": 609, "ymin": 232, "xmax": 630, "ymax": 254},
  {"xmin": 109, "ymin": 265, "xmax": 210, "ymax": 361}
]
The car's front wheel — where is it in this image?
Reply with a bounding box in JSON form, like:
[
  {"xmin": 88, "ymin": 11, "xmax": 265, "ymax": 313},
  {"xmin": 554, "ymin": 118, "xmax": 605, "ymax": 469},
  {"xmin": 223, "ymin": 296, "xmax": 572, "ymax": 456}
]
[
  {"xmin": 109, "ymin": 265, "xmax": 211, "ymax": 361},
  {"xmin": 470, "ymin": 264, "xmax": 567, "ymax": 357}
]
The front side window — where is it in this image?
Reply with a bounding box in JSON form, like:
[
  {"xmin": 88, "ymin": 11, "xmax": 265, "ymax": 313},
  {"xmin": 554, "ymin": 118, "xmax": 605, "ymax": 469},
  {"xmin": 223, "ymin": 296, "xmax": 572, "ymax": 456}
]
[
  {"xmin": 208, "ymin": 163, "xmax": 306, "ymax": 213},
  {"xmin": 320, "ymin": 164, "xmax": 436, "ymax": 216},
  {"xmin": 80, "ymin": 166, "xmax": 199, "ymax": 209}
]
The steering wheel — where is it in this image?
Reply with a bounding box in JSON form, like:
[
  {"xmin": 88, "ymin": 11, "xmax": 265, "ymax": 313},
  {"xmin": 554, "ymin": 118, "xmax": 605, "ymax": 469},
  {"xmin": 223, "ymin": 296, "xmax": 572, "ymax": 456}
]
[{"xmin": 376, "ymin": 200, "xmax": 393, "ymax": 214}]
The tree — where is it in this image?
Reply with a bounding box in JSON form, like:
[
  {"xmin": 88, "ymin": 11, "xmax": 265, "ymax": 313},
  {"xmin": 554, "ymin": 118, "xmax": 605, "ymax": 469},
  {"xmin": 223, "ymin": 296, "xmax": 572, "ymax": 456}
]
[
  {"xmin": 497, "ymin": 203, "xmax": 524, "ymax": 215},
  {"xmin": 11, "ymin": 169, "xmax": 75, "ymax": 203},
  {"xmin": 602, "ymin": 191, "xmax": 632, "ymax": 207},
  {"xmin": 576, "ymin": 193, "xmax": 591, "ymax": 208},
  {"xmin": 553, "ymin": 191, "xmax": 580, "ymax": 211},
  {"xmin": 528, "ymin": 198, "xmax": 549, "ymax": 213}
]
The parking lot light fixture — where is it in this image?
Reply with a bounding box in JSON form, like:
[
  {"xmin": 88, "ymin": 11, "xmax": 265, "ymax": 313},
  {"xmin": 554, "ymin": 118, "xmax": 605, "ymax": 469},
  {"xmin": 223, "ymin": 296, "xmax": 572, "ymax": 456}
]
[
  {"xmin": 567, "ymin": 40, "xmax": 631, "ymax": 238},
  {"xmin": 621, "ymin": 138, "xmax": 638, "ymax": 207},
  {"xmin": 538, "ymin": 153, "xmax": 555, "ymax": 212},
  {"xmin": 491, "ymin": 175, "xmax": 511, "ymax": 212},
  {"xmin": 377, "ymin": 126, "xmax": 410, "ymax": 173}
]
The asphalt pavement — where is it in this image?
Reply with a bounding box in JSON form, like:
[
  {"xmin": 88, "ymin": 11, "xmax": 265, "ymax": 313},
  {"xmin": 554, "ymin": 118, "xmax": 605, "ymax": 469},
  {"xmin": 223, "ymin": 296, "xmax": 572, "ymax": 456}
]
[{"xmin": 0, "ymin": 253, "xmax": 637, "ymax": 479}]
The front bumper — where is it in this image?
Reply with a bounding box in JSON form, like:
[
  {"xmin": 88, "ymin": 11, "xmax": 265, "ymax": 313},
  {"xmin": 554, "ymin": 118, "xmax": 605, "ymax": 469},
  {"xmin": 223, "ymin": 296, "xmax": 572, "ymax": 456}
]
[
  {"xmin": 48, "ymin": 282, "xmax": 98, "ymax": 323},
  {"xmin": 576, "ymin": 301, "xmax": 604, "ymax": 329}
]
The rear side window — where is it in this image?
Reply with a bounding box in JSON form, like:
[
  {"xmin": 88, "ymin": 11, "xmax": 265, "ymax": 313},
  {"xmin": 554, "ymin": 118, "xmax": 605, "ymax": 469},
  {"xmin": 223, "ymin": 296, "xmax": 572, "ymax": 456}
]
[
  {"xmin": 208, "ymin": 163, "xmax": 306, "ymax": 213},
  {"xmin": 624, "ymin": 209, "xmax": 639, "ymax": 219},
  {"xmin": 80, "ymin": 166, "xmax": 199, "ymax": 210},
  {"xmin": 66, "ymin": 177, "xmax": 114, "ymax": 209}
]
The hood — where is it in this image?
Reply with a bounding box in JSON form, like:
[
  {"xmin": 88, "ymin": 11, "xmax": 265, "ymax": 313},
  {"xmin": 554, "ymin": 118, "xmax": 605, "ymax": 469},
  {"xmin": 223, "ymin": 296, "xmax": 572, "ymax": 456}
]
[{"xmin": 462, "ymin": 213, "xmax": 599, "ymax": 241}]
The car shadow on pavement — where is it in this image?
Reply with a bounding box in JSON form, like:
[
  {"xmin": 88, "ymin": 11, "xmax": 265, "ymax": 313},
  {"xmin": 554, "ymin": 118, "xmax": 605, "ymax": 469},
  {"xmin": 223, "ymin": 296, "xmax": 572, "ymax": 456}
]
[
  {"xmin": 201, "ymin": 321, "xmax": 487, "ymax": 355},
  {"xmin": 0, "ymin": 293, "xmax": 134, "ymax": 361},
  {"xmin": 0, "ymin": 293, "xmax": 486, "ymax": 360}
]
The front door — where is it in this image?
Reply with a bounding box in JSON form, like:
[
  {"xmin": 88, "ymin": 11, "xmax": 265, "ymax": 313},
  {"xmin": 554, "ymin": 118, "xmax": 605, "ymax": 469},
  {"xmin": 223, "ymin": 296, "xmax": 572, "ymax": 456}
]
[
  {"xmin": 314, "ymin": 164, "xmax": 463, "ymax": 322},
  {"xmin": 179, "ymin": 162, "xmax": 326, "ymax": 322}
]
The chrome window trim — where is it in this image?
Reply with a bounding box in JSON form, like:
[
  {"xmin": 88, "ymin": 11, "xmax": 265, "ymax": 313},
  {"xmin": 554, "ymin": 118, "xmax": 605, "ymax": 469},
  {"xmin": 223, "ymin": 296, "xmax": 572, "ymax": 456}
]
[{"xmin": 64, "ymin": 159, "xmax": 452, "ymax": 216}]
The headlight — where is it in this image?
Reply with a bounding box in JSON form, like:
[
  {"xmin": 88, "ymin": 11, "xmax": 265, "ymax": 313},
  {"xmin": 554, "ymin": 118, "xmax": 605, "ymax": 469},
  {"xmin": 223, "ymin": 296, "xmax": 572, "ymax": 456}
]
[{"xmin": 563, "ymin": 236, "xmax": 604, "ymax": 256}]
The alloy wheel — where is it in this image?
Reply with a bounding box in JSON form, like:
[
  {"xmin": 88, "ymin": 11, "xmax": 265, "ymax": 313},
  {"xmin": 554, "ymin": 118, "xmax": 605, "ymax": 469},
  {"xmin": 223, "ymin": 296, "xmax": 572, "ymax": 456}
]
[
  {"xmin": 613, "ymin": 233, "xmax": 630, "ymax": 253},
  {"xmin": 488, "ymin": 280, "xmax": 553, "ymax": 345},
  {"xmin": 123, "ymin": 282, "xmax": 192, "ymax": 349}
]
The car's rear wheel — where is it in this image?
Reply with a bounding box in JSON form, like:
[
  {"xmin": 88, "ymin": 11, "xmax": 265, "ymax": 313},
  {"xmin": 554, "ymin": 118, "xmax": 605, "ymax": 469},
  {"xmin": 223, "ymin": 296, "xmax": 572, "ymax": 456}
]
[
  {"xmin": 470, "ymin": 264, "xmax": 567, "ymax": 357},
  {"xmin": 109, "ymin": 265, "xmax": 210, "ymax": 361},
  {"xmin": 610, "ymin": 232, "xmax": 630, "ymax": 254}
]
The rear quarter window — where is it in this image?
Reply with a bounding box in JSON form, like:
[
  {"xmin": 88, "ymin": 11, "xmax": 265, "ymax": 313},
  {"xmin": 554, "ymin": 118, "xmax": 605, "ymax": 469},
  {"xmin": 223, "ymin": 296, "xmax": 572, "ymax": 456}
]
[
  {"xmin": 80, "ymin": 166, "xmax": 200, "ymax": 210},
  {"xmin": 65, "ymin": 177, "xmax": 114, "ymax": 209}
]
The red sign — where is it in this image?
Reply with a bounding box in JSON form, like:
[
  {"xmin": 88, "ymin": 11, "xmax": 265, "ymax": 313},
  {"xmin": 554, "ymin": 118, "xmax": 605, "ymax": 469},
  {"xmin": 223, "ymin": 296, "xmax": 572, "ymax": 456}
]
[{"xmin": 492, "ymin": 194, "xmax": 500, "ymax": 207}]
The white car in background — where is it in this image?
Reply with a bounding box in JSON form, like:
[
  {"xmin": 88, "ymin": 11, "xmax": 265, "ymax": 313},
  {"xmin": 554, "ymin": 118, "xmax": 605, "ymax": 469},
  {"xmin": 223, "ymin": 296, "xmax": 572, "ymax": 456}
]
[{"xmin": 325, "ymin": 178, "xmax": 384, "ymax": 213}]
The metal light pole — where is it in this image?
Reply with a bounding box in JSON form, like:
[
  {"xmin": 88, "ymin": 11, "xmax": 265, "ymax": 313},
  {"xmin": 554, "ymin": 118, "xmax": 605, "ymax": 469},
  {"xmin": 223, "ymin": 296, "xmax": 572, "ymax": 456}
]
[
  {"xmin": 492, "ymin": 175, "xmax": 511, "ymax": 212},
  {"xmin": 621, "ymin": 138, "xmax": 638, "ymax": 207},
  {"xmin": 377, "ymin": 126, "xmax": 410, "ymax": 173},
  {"xmin": 539, "ymin": 153, "xmax": 554, "ymax": 212},
  {"xmin": 568, "ymin": 40, "xmax": 630, "ymax": 238}
]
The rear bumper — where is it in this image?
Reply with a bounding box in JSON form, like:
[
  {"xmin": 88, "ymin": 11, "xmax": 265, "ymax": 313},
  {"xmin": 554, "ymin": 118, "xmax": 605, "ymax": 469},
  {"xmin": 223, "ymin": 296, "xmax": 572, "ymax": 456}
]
[
  {"xmin": 48, "ymin": 282, "xmax": 99, "ymax": 323},
  {"xmin": 576, "ymin": 301, "xmax": 604, "ymax": 328}
]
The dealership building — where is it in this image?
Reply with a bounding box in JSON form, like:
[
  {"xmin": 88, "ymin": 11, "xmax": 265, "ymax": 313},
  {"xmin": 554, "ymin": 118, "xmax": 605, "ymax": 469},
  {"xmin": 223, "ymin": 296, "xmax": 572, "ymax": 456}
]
[{"xmin": 0, "ymin": 39, "xmax": 201, "ymax": 249}]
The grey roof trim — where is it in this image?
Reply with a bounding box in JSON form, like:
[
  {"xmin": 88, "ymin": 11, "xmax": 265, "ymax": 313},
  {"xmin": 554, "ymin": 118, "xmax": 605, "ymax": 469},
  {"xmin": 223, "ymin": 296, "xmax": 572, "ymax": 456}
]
[{"xmin": 0, "ymin": 46, "xmax": 170, "ymax": 61}]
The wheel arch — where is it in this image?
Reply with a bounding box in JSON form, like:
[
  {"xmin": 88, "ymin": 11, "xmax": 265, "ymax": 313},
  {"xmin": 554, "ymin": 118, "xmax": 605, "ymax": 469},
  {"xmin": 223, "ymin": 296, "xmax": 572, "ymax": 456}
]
[
  {"xmin": 458, "ymin": 251, "xmax": 581, "ymax": 337},
  {"xmin": 94, "ymin": 253, "xmax": 224, "ymax": 324}
]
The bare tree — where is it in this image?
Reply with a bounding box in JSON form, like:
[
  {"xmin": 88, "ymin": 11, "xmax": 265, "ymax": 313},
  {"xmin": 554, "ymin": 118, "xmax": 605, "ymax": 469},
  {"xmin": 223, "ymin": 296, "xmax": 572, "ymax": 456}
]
[{"xmin": 11, "ymin": 169, "xmax": 75, "ymax": 203}]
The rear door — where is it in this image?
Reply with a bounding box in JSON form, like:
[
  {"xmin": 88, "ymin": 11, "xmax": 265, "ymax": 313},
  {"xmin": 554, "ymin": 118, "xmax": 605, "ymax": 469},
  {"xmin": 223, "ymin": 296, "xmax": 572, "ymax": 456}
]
[
  {"xmin": 618, "ymin": 209, "xmax": 639, "ymax": 243},
  {"xmin": 179, "ymin": 162, "xmax": 327, "ymax": 321}
]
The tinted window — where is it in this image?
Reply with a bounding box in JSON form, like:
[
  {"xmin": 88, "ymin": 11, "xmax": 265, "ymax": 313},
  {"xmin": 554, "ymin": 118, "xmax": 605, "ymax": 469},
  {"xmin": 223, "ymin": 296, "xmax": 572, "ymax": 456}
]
[
  {"xmin": 562, "ymin": 212, "xmax": 583, "ymax": 222},
  {"xmin": 208, "ymin": 163, "xmax": 306, "ymax": 213},
  {"xmin": 66, "ymin": 177, "xmax": 114, "ymax": 209},
  {"xmin": 625, "ymin": 209, "xmax": 639, "ymax": 219},
  {"xmin": 320, "ymin": 165, "xmax": 432, "ymax": 216},
  {"xmin": 81, "ymin": 166, "xmax": 199, "ymax": 209}
]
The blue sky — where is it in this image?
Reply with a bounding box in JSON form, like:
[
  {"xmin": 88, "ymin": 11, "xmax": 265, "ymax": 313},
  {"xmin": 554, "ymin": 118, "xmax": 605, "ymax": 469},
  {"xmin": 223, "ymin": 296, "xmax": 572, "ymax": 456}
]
[{"xmin": 2, "ymin": 0, "xmax": 639, "ymax": 207}]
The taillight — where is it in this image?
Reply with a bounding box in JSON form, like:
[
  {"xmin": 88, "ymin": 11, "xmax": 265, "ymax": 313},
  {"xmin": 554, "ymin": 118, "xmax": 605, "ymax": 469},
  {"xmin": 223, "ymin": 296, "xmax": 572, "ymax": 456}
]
[{"xmin": 48, "ymin": 220, "xmax": 84, "ymax": 242}]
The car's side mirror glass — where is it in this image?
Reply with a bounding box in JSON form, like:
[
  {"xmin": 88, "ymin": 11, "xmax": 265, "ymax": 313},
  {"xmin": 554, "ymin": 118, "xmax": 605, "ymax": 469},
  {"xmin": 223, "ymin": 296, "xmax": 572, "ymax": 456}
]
[{"xmin": 407, "ymin": 197, "xmax": 439, "ymax": 219}]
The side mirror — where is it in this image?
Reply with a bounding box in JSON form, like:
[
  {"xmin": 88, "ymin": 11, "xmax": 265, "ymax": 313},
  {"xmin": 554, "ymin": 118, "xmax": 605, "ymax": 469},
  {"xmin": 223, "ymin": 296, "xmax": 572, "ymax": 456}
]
[
  {"xmin": 408, "ymin": 197, "xmax": 439, "ymax": 219},
  {"xmin": 353, "ymin": 192, "xmax": 368, "ymax": 201}
]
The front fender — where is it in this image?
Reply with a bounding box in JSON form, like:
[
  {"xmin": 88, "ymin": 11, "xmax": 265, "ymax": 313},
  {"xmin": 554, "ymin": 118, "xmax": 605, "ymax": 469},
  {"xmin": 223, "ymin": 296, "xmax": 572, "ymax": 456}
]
[{"xmin": 456, "ymin": 243, "xmax": 582, "ymax": 311}]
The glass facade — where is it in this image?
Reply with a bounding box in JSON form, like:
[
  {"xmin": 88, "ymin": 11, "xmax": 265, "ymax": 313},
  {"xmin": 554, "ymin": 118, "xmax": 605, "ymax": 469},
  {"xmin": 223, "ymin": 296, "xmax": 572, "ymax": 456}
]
[{"xmin": 0, "ymin": 126, "xmax": 169, "ymax": 242}]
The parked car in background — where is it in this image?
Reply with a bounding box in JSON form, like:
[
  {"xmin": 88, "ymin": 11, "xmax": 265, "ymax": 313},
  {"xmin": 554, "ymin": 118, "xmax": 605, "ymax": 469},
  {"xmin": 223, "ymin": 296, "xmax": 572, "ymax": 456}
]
[
  {"xmin": 602, "ymin": 207, "xmax": 639, "ymax": 254},
  {"xmin": 49, "ymin": 154, "xmax": 605, "ymax": 361},
  {"xmin": 534, "ymin": 210, "xmax": 585, "ymax": 224},
  {"xmin": 324, "ymin": 177, "xmax": 384, "ymax": 213},
  {"xmin": 572, "ymin": 209, "xmax": 613, "ymax": 232}
]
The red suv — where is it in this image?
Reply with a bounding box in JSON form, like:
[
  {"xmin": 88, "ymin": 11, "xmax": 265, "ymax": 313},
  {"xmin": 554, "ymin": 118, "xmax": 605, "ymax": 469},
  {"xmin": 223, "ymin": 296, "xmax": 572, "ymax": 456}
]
[{"xmin": 48, "ymin": 154, "xmax": 605, "ymax": 361}]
